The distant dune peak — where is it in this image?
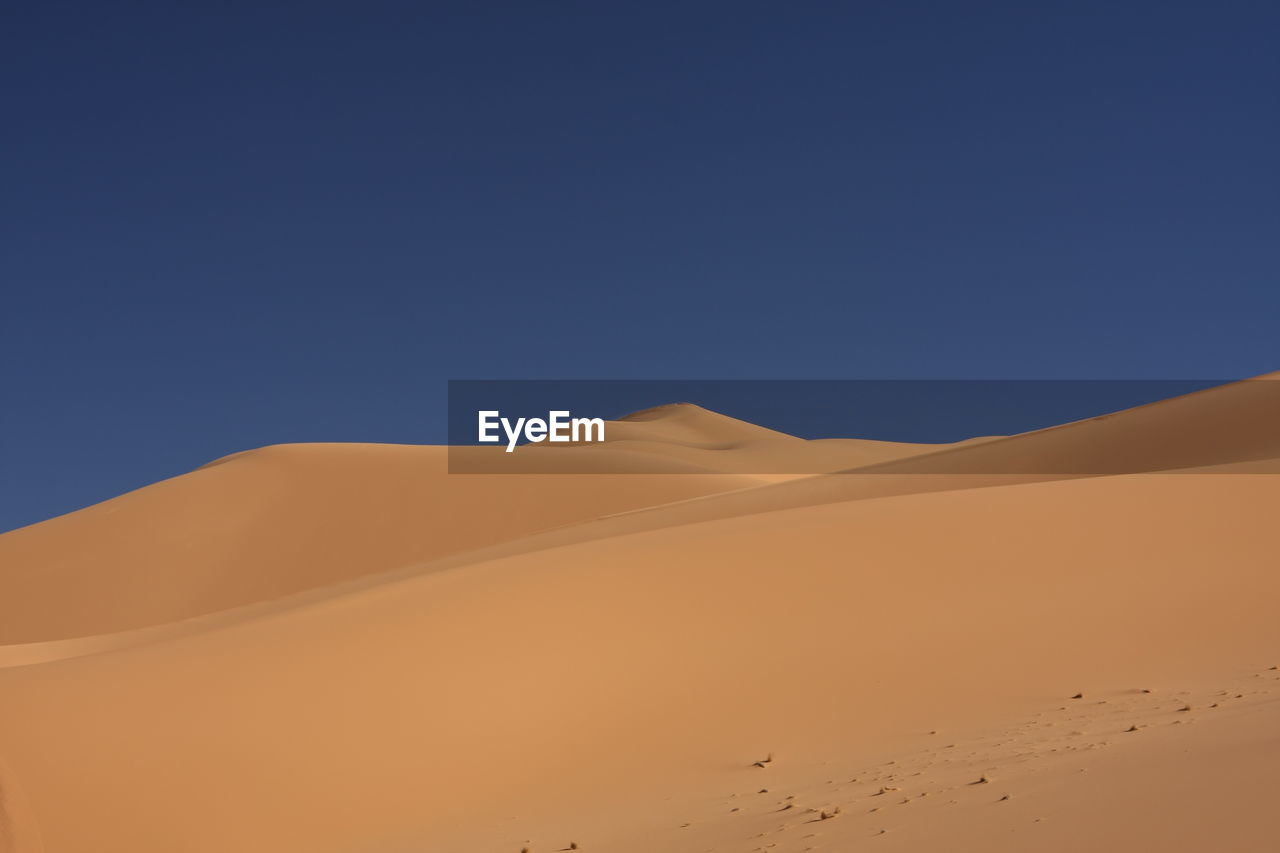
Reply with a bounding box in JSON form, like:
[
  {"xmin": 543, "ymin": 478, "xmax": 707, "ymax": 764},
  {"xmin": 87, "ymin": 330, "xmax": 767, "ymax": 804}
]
[
  {"xmin": 613, "ymin": 401, "xmax": 706, "ymax": 421},
  {"xmin": 605, "ymin": 402, "xmax": 800, "ymax": 446}
]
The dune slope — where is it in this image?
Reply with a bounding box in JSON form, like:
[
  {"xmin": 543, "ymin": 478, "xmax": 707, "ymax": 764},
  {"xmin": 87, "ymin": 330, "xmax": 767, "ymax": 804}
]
[{"xmin": 0, "ymin": 405, "xmax": 973, "ymax": 645}]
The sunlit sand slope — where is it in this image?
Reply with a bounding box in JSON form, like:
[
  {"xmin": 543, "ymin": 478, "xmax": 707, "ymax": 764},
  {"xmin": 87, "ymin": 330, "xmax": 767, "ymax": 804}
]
[{"xmin": 0, "ymin": 469, "xmax": 1276, "ymax": 853}]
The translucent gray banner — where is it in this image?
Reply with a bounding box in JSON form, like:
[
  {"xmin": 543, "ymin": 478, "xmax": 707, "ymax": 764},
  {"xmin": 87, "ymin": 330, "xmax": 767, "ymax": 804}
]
[{"xmin": 446, "ymin": 378, "xmax": 1279, "ymax": 474}]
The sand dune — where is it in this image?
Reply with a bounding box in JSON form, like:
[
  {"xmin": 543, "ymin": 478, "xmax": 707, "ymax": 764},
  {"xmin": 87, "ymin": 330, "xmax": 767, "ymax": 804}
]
[
  {"xmin": 0, "ymin": 379, "xmax": 1277, "ymax": 853},
  {"xmin": 0, "ymin": 440, "xmax": 758, "ymax": 644},
  {"xmin": 0, "ymin": 405, "xmax": 973, "ymax": 645}
]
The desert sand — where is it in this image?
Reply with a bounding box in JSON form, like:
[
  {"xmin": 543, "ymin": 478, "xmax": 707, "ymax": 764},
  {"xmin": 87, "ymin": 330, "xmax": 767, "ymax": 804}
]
[{"xmin": 1, "ymin": 378, "xmax": 1278, "ymax": 852}]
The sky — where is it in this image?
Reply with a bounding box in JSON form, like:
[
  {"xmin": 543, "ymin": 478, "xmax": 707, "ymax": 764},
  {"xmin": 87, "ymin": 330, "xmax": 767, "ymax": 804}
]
[{"xmin": 2, "ymin": 1, "xmax": 1277, "ymax": 531}]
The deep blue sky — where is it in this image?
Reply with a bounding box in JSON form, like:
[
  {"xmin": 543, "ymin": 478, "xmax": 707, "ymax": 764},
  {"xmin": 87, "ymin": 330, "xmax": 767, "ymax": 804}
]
[{"xmin": 2, "ymin": 1, "xmax": 1277, "ymax": 531}]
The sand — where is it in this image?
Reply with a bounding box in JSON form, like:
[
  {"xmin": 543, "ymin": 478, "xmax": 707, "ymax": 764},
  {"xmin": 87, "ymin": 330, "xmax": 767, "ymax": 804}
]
[{"xmin": 0, "ymin": 378, "xmax": 1277, "ymax": 852}]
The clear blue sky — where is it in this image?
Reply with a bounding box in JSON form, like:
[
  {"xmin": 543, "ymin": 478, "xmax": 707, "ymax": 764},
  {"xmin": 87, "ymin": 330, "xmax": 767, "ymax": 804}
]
[{"xmin": 2, "ymin": 1, "xmax": 1277, "ymax": 531}]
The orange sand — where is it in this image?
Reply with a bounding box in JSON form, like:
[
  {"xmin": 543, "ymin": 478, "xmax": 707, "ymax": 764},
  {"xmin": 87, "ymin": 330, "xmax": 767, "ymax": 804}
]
[{"xmin": 1, "ymin": 378, "xmax": 1277, "ymax": 852}]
